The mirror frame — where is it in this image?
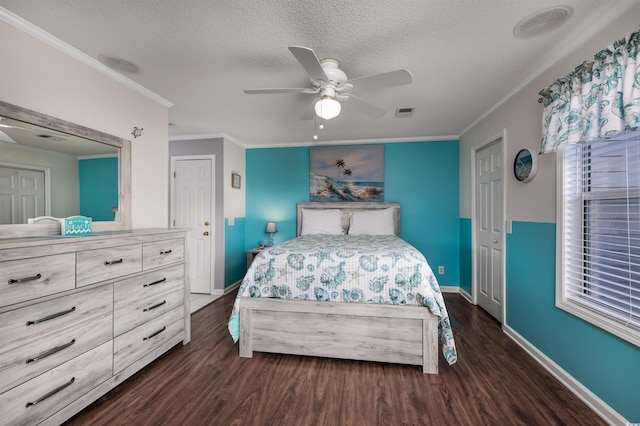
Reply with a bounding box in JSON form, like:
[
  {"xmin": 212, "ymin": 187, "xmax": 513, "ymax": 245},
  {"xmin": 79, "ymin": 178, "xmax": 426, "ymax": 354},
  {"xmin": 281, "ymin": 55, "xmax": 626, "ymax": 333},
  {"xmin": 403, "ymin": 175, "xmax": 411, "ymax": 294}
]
[{"xmin": 0, "ymin": 100, "xmax": 131, "ymax": 238}]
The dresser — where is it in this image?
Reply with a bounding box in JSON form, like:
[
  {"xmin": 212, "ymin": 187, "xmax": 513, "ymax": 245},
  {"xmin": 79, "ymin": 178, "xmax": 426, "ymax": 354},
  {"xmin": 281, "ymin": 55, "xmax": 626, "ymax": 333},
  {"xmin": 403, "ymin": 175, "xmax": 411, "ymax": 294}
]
[{"xmin": 0, "ymin": 229, "xmax": 190, "ymax": 425}]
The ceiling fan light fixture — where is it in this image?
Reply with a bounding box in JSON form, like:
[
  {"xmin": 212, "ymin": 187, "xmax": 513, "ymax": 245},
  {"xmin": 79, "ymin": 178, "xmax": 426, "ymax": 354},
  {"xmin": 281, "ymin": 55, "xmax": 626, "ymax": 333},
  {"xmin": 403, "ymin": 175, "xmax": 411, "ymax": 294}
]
[{"xmin": 315, "ymin": 96, "xmax": 341, "ymax": 120}]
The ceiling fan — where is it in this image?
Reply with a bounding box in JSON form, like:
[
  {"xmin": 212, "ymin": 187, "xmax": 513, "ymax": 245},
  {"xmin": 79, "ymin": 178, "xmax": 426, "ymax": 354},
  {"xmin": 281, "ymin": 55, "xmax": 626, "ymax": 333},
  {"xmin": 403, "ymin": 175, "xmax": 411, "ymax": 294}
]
[
  {"xmin": 244, "ymin": 46, "xmax": 412, "ymax": 120},
  {"xmin": 0, "ymin": 117, "xmax": 65, "ymax": 144}
]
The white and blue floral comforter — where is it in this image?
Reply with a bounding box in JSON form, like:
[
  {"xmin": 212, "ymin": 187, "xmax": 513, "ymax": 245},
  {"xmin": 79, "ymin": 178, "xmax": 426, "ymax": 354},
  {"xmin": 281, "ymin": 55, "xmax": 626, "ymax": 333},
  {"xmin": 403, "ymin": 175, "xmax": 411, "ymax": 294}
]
[{"xmin": 228, "ymin": 234, "xmax": 457, "ymax": 365}]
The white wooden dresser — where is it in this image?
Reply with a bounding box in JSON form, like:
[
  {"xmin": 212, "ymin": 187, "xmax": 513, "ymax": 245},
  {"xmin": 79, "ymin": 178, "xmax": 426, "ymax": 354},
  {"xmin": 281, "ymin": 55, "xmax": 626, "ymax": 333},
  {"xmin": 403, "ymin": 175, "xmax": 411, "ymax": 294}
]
[{"xmin": 0, "ymin": 229, "xmax": 190, "ymax": 425}]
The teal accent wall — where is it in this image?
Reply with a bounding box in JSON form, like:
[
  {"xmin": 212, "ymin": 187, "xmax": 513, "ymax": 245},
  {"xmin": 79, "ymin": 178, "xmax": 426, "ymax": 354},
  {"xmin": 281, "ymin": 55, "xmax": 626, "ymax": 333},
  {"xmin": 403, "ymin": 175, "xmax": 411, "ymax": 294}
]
[
  {"xmin": 385, "ymin": 142, "xmax": 459, "ymax": 286},
  {"xmin": 225, "ymin": 217, "xmax": 246, "ymax": 286},
  {"xmin": 506, "ymin": 221, "xmax": 639, "ymax": 421},
  {"xmin": 459, "ymin": 218, "xmax": 472, "ymax": 295},
  {"xmin": 245, "ymin": 147, "xmax": 309, "ymax": 249},
  {"xmin": 245, "ymin": 140, "xmax": 460, "ymax": 287},
  {"xmin": 78, "ymin": 157, "xmax": 118, "ymax": 221}
]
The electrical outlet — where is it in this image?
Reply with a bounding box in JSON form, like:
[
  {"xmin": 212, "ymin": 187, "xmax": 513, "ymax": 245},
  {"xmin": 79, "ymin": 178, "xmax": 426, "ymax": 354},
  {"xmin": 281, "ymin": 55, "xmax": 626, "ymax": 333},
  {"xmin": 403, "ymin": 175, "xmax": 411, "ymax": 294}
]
[{"xmin": 438, "ymin": 266, "xmax": 444, "ymax": 274}]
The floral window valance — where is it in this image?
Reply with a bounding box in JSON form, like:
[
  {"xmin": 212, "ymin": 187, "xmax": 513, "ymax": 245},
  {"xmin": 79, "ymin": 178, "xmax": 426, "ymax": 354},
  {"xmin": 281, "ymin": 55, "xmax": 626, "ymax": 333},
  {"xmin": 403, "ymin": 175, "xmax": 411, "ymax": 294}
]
[{"xmin": 538, "ymin": 29, "xmax": 640, "ymax": 154}]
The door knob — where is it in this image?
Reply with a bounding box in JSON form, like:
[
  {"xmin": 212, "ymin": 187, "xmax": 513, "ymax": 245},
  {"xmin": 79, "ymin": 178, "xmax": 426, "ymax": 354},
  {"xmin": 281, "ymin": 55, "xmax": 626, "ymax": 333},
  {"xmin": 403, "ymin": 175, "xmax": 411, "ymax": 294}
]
[
  {"xmin": 204, "ymin": 221, "xmax": 209, "ymax": 226},
  {"xmin": 203, "ymin": 231, "xmax": 209, "ymax": 236},
  {"xmin": 493, "ymin": 239, "xmax": 498, "ymax": 243}
]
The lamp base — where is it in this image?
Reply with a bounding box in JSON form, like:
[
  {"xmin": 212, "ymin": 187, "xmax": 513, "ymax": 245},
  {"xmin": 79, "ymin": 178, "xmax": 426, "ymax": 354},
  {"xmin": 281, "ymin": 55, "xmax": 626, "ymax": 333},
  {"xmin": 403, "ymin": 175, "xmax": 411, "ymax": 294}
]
[{"xmin": 268, "ymin": 234, "xmax": 274, "ymax": 247}]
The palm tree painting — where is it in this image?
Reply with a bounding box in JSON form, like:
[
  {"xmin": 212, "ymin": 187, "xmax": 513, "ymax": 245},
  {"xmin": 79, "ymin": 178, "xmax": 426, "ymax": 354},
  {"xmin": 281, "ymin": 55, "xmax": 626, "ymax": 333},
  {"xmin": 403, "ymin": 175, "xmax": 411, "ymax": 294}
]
[{"xmin": 310, "ymin": 145, "xmax": 384, "ymax": 202}]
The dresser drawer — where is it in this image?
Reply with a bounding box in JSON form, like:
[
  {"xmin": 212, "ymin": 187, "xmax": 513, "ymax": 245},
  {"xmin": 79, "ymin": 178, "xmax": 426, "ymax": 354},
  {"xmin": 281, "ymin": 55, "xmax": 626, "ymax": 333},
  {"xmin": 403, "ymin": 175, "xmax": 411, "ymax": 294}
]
[
  {"xmin": 0, "ymin": 253, "xmax": 75, "ymax": 308},
  {"xmin": 114, "ymin": 264, "xmax": 184, "ymax": 336},
  {"xmin": 0, "ymin": 340, "xmax": 112, "ymax": 426},
  {"xmin": 113, "ymin": 306, "xmax": 184, "ymax": 373},
  {"xmin": 76, "ymin": 244, "xmax": 142, "ymax": 287},
  {"xmin": 142, "ymin": 238, "xmax": 184, "ymax": 270},
  {"xmin": 0, "ymin": 285, "xmax": 113, "ymax": 394}
]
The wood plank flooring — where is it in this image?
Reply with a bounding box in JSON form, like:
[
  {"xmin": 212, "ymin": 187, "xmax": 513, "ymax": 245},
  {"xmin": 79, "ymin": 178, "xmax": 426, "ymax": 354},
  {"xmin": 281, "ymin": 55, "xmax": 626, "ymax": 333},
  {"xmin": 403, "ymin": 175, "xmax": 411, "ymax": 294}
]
[{"xmin": 64, "ymin": 292, "xmax": 605, "ymax": 425}]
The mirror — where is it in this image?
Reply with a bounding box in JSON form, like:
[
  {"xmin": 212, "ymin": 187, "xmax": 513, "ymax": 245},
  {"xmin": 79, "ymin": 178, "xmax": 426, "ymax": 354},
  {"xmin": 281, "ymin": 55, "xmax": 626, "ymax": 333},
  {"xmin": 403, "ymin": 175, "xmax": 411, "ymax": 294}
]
[{"xmin": 0, "ymin": 101, "xmax": 131, "ymax": 238}]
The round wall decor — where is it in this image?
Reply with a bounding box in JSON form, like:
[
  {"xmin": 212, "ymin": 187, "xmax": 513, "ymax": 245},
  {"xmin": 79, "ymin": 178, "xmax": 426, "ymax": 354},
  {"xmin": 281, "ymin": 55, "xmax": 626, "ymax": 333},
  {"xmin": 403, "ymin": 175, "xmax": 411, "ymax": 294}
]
[{"xmin": 513, "ymin": 148, "xmax": 538, "ymax": 183}]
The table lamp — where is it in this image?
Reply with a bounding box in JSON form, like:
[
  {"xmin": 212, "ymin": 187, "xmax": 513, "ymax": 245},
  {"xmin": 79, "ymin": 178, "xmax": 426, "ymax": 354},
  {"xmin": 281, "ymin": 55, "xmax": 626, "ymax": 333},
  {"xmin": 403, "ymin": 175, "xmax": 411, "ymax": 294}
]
[{"xmin": 265, "ymin": 222, "xmax": 278, "ymax": 246}]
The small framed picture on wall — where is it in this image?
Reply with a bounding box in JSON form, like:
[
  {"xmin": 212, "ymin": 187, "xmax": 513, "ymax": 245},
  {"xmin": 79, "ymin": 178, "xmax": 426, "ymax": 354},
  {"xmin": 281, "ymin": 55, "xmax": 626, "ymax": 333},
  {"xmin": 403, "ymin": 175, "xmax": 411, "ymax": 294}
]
[{"xmin": 231, "ymin": 172, "xmax": 241, "ymax": 189}]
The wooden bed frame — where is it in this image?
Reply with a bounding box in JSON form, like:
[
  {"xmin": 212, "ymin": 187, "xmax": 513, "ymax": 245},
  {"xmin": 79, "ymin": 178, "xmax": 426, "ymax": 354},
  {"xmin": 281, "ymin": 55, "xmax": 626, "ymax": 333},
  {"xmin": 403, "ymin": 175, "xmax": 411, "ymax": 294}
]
[{"xmin": 238, "ymin": 202, "xmax": 440, "ymax": 374}]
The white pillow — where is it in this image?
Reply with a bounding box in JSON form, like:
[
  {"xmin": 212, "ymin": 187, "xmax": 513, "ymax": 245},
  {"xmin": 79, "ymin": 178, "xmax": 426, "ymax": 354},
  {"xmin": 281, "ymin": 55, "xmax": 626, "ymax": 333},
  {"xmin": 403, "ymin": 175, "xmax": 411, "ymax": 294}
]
[
  {"xmin": 349, "ymin": 208, "xmax": 395, "ymax": 235},
  {"xmin": 300, "ymin": 209, "xmax": 344, "ymax": 235}
]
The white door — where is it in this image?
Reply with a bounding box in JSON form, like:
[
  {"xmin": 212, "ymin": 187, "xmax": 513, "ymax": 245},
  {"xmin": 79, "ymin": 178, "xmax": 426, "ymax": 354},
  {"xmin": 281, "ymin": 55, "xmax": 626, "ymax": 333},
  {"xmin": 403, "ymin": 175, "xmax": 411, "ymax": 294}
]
[
  {"xmin": 19, "ymin": 169, "xmax": 46, "ymax": 223},
  {"xmin": 0, "ymin": 166, "xmax": 45, "ymax": 224},
  {"xmin": 475, "ymin": 140, "xmax": 504, "ymax": 322},
  {"xmin": 172, "ymin": 157, "xmax": 214, "ymax": 294}
]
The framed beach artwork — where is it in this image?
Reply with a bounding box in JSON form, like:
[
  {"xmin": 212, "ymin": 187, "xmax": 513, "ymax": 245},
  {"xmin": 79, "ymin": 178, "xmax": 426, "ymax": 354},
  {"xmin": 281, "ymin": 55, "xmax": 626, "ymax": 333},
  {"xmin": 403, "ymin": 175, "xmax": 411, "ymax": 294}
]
[{"xmin": 309, "ymin": 145, "xmax": 384, "ymax": 202}]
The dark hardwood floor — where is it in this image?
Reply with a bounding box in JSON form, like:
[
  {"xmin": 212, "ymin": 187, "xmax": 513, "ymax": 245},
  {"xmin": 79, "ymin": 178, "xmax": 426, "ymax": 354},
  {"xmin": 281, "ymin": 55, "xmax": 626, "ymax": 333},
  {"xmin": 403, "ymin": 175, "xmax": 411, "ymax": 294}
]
[{"xmin": 65, "ymin": 292, "xmax": 605, "ymax": 426}]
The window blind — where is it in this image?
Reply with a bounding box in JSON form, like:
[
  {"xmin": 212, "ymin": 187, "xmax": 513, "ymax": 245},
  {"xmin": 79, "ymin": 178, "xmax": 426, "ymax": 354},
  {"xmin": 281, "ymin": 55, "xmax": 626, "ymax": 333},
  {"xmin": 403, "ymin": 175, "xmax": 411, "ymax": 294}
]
[{"xmin": 561, "ymin": 132, "xmax": 640, "ymax": 342}]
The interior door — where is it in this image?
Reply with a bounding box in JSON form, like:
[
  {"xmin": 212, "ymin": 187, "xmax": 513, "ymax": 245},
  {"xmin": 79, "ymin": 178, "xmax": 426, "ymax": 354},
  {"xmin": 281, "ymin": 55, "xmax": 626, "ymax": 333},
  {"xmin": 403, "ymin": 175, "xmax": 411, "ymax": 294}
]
[
  {"xmin": 172, "ymin": 158, "xmax": 214, "ymax": 294},
  {"xmin": 0, "ymin": 166, "xmax": 45, "ymax": 224},
  {"xmin": 18, "ymin": 169, "xmax": 45, "ymax": 223},
  {"xmin": 475, "ymin": 140, "xmax": 504, "ymax": 322}
]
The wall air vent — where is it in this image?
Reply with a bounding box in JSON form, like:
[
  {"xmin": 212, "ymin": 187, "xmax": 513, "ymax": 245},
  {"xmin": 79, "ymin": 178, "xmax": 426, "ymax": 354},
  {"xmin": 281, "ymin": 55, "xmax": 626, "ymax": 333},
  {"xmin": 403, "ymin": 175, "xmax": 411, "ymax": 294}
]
[{"xmin": 395, "ymin": 107, "xmax": 415, "ymax": 118}]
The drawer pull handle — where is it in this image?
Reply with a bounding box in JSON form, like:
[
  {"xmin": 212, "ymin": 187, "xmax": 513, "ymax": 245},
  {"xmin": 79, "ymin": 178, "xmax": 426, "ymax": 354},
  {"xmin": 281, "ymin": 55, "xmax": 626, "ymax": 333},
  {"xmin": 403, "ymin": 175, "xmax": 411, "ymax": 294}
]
[
  {"xmin": 143, "ymin": 326, "xmax": 166, "ymax": 341},
  {"xmin": 26, "ymin": 339, "xmax": 76, "ymax": 364},
  {"xmin": 143, "ymin": 278, "xmax": 167, "ymax": 288},
  {"xmin": 8, "ymin": 273, "xmax": 42, "ymax": 285},
  {"xmin": 25, "ymin": 377, "xmax": 75, "ymax": 408},
  {"xmin": 160, "ymin": 249, "xmax": 172, "ymax": 255},
  {"xmin": 104, "ymin": 258, "xmax": 123, "ymax": 265},
  {"xmin": 26, "ymin": 306, "xmax": 76, "ymax": 326},
  {"xmin": 143, "ymin": 300, "xmax": 167, "ymax": 312}
]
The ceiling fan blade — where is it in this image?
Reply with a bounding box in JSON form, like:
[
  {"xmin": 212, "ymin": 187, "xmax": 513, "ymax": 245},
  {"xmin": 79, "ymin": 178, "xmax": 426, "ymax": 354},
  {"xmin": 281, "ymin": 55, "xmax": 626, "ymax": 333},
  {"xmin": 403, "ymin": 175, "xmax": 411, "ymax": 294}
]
[
  {"xmin": 288, "ymin": 46, "xmax": 329, "ymax": 83},
  {"xmin": 347, "ymin": 69, "xmax": 413, "ymax": 92},
  {"xmin": 0, "ymin": 123, "xmax": 38, "ymax": 131},
  {"xmin": 244, "ymin": 88, "xmax": 317, "ymax": 95},
  {"xmin": 0, "ymin": 130, "xmax": 17, "ymax": 144},
  {"xmin": 343, "ymin": 94, "xmax": 386, "ymax": 119}
]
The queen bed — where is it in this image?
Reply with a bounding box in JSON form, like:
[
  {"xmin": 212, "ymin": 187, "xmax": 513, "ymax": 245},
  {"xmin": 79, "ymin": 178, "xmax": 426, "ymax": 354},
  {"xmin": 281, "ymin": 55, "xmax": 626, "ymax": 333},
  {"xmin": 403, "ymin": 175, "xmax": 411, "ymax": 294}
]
[{"xmin": 228, "ymin": 202, "xmax": 457, "ymax": 373}]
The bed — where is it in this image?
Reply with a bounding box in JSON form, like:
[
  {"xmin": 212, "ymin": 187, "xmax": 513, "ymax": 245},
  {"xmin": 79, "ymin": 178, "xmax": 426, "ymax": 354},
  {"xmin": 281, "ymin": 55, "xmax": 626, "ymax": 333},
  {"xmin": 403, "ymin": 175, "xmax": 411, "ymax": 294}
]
[{"xmin": 228, "ymin": 202, "xmax": 457, "ymax": 374}]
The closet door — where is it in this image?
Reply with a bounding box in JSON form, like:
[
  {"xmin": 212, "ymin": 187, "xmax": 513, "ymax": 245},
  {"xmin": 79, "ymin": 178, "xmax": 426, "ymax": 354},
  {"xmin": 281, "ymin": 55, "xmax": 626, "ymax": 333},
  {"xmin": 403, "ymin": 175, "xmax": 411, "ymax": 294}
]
[
  {"xmin": 0, "ymin": 166, "xmax": 45, "ymax": 224},
  {"xmin": 475, "ymin": 140, "xmax": 504, "ymax": 322}
]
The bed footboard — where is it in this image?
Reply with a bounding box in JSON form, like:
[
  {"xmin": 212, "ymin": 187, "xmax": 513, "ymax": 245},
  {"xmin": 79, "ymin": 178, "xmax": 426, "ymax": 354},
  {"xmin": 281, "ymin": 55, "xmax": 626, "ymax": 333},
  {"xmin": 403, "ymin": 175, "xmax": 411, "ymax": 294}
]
[{"xmin": 239, "ymin": 298, "xmax": 438, "ymax": 374}]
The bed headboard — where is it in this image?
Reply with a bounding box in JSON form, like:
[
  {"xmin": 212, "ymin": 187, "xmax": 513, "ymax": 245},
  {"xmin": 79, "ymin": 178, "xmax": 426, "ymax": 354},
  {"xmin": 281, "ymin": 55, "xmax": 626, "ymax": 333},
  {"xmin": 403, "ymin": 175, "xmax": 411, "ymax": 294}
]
[{"xmin": 296, "ymin": 202, "xmax": 400, "ymax": 236}]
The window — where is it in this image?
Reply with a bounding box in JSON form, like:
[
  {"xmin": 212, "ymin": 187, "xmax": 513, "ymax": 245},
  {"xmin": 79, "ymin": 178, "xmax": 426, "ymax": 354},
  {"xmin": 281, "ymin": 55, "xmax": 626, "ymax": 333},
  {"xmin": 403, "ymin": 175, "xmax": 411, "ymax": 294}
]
[{"xmin": 558, "ymin": 131, "xmax": 640, "ymax": 347}]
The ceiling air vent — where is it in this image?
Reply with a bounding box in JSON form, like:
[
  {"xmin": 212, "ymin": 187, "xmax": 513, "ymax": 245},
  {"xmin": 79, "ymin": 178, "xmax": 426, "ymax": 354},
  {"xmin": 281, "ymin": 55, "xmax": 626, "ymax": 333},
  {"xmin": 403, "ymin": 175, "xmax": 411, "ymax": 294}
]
[
  {"xmin": 98, "ymin": 54, "xmax": 143, "ymax": 75},
  {"xmin": 37, "ymin": 134, "xmax": 66, "ymax": 142},
  {"xmin": 395, "ymin": 107, "xmax": 415, "ymax": 118},
  {"xmin": 513, "ymin": 6, "xmax": 573, "ymax": 39}
]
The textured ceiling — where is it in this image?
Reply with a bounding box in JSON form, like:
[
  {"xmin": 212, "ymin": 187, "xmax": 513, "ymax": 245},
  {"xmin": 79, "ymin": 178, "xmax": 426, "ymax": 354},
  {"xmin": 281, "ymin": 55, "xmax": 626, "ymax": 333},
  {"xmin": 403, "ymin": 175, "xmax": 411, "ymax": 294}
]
[{"xmin": 0, "ymin": 1, "xmax": 635, "ymax": 146}]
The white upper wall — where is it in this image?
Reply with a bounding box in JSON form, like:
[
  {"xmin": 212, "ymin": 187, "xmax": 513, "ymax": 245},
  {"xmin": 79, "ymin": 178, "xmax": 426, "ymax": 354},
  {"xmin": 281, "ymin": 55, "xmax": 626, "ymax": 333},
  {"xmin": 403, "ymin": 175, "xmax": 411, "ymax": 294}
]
[
  {"xmin": 0, "ymin": 20, "xmax": 170, "ymax": 228},
  {"xmin": 459, "ymin": 1, "xmax": 640, "ymax": 223}
]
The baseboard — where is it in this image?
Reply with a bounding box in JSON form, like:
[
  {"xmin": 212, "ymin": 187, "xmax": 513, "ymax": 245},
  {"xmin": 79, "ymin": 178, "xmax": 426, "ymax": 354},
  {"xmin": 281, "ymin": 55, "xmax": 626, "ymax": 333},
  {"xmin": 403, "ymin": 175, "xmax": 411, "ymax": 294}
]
[
  {"xmin": 503, "ymin": 325, "xmax": 628, "ymax": 426},
  {"xmin": 439, "ymin": 286, "xmax": 459, "ymax": 293},
  {"xmin": 211, "ymin": 289, "xmax": 224, "ymax": 297},
  {"xmin": 459, "ymin": 288, "xmax": 473, "ymax": 303},
  {"xmin": 224, "ymin": 280, "xmax": 241, "ymax": 294}
]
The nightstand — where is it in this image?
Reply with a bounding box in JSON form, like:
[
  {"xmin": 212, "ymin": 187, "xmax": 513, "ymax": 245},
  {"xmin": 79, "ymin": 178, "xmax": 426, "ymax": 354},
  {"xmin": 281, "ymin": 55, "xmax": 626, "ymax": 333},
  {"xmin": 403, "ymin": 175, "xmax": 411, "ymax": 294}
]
[{"xmin": 247, "ymin": 248, "xmax": 264, "ymax": 269}]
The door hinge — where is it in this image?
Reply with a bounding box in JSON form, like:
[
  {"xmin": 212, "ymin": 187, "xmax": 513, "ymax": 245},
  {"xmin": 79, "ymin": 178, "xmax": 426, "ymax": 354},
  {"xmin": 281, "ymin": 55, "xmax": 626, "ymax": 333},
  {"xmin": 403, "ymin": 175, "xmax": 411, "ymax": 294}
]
[{"xmin": 173, "ymin": 171, "xmax": 176, "ymax": 178}]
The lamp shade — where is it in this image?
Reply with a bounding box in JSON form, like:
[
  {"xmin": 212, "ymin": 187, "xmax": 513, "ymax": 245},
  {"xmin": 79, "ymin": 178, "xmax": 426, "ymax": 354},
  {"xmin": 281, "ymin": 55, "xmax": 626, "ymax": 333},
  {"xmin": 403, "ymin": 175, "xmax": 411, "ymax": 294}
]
[
  {"xmin": 265, "ymin": 222, "xmax": 278, "ymax": 233},
  {"xmin": 314, "ymin": 96, "xmax": 341, "ymax": 120}
]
